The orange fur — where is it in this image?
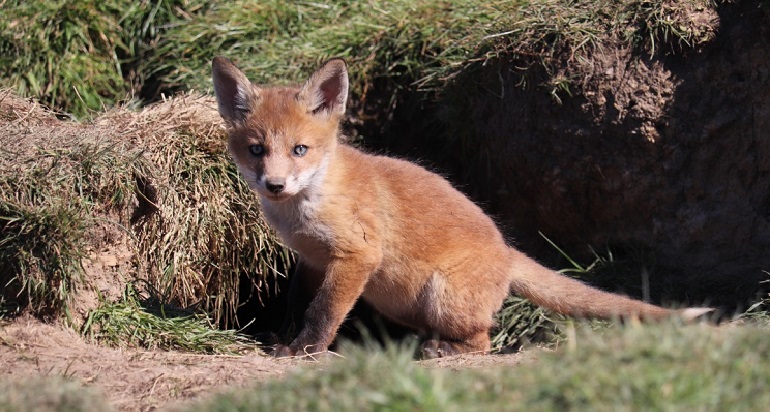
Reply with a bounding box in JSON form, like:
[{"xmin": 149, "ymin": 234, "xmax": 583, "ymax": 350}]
[{"xmin": 212, "ymin": 57, "xmax": 712, "ymax": 358}]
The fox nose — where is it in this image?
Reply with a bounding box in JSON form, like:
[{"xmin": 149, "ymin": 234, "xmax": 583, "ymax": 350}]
[{"xmin": 265, "ymin": 178, "xmax": 286, "ymax": 194}]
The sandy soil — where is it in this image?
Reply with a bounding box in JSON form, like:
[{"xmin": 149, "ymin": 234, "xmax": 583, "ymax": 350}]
[
  {"xmin": 0, "ymin": 317, "xmax": 293, "ymax": 411},
  {"xmin": 0, "ymin": 317, "xmax": 532, "ymax": 411}
]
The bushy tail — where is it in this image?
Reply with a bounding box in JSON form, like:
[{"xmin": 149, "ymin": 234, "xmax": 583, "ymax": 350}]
[{"xmin": 507, "ymin": 248, "xmax": 713, "ymax": 320}]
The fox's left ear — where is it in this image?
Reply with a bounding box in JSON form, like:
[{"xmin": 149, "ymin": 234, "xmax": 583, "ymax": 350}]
[{"xmin": 298, "ymin": 58, "xmax": 349, "ymax": 116}]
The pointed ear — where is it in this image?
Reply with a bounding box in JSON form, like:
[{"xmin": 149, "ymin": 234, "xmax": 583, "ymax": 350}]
[
  {"xmin": 297, "ymin": 58, "xmax": 349, "ymax": 116},
  {"xmin": 212, "ymin": 56, "xmax": 259, "ymax": 126}
]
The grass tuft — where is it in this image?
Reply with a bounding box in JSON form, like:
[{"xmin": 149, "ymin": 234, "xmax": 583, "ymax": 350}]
[
  {"xmin": 0, "ymin": 136, "xmax": 142, "ymax": 319},
  {"xmin": 130, "ymin": 122, "xmax": 293, "ymax": 327},
  {"xmin": 82, "ymin": 283, "xmax": 260, "ymax": 354},
  {"xmin": 492, "ymin": 234, "xmax": 620, "ymax": 350},
  {"xmin": 0, "ymin": 199, "xmax": 88, "ymax": 319},
  {"xmin": 491, "ymin": 296, "xmax": 563, "ymax": 350}
]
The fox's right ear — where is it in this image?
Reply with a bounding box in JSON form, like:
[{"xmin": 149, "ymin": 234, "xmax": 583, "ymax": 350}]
[{"xmin": 212, "ymin": 56, "xmax": 259, "ymax": 126}]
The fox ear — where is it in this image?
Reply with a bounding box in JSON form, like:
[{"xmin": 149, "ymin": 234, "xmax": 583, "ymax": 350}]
[
  {"xmin": 298, "ymin": 58, "xmax": 349, "ymax": 116},
  {"xmin": 212, "ymin": 56, "xmax": 259, "ymax": 126}
]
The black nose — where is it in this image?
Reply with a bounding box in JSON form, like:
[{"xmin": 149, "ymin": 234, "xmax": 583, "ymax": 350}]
[{"xmin": 265, "ymin": 179, "xmax": 285, "ymax": 194}]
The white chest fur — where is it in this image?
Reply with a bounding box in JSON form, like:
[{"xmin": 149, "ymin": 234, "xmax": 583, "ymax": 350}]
[{"xmin": 260, "ymin": 190, "xmax": 332, "ymax": 251}]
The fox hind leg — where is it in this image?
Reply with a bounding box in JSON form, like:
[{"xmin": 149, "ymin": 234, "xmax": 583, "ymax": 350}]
[{"xmin": 420, "ymin": 330, "xmax": 491, "ymax": 359}]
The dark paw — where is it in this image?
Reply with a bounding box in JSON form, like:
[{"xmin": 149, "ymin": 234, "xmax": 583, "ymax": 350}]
[
  {"xmin": 420, "ymin": 339, "xmax": 457, "ymax": 359},
  {"xmin": 270, "ymin": 344, "xmax": 296, "ymax": 358},
  {"xmin": 269, "ymin": 342, "xmax": 329, "ymax": 358}
]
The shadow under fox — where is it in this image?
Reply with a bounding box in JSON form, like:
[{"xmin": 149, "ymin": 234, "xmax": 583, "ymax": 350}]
[{"xmin": 212, "ymin": 56, "xmax": 712, "ymax": 358}]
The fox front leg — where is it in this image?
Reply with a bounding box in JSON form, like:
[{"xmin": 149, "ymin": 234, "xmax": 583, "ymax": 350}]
[
  {"xmin": 275, "ymin": 259, "xmax": 325, "ymax": 343},
  {"xmin": 273, "ymin": 254, "xmax": 380, "ymax": 357}
]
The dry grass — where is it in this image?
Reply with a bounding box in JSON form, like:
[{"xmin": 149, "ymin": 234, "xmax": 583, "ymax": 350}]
[{"xmin": 0, "ymin": 89, "xmax": 290, "ymax": 328}]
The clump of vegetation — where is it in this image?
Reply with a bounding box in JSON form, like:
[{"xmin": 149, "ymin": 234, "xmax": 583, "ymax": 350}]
[
  {"xmin": 82, "ymin": 284, "xmax": 260, "ymax": 354},
  {"xmin": 491, "ymin": 296, "xmax": 563, "ymax": 350},
  {"xmin": 122, "ymin": 99, "xmax": 293, "ymax": 326},
  {"xmin": 0, "ymin": 198, "xmax": 88, "ymax": 319},
  {"xmin": 0, "ymin": 119, "xmax": 143, "ymax": 319},
  {"xmin": 737, "ymin": 277, "xmax": 770, "ymax": 325}
]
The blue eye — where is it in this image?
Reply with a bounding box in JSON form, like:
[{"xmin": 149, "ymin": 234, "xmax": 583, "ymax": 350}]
[
  {"xmin": 249, "ymin": 144, "xmax": 264, "ymax": 156},
  {"xmin": 293, "ymin": 145, "xmax": 308, "ymax": 157}
]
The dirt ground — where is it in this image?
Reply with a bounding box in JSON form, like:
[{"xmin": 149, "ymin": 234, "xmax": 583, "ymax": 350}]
[{"xmin": 0, "ymin": 316, "xmax": 533, "ymax": 411}]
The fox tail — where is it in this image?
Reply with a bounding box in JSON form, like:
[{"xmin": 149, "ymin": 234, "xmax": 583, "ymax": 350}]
[{"xmin": 507, "ymin": 248, "xmax": 713, "ymax": 320}]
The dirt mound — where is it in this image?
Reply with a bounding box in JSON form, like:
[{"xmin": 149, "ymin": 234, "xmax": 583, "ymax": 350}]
[
  {"xmin": 415, "ymin": 1, "xmax": 770, "ymax": 307},
  {"xmin": 0, "ymin": 90, "xmax": 288, "ymax": 327}
]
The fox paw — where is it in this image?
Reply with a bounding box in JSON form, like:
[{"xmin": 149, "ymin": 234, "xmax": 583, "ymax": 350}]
[
  {"xmin": 420, "ymin": 339, "xmax": 459, "ymax": 359},
  {"xmin": 270, "ymin": 344, "xmax": 296, "ymax": 358},
  {"xmin": 269, "ymin": 343, "xmax": 330, "ymax": 359}
]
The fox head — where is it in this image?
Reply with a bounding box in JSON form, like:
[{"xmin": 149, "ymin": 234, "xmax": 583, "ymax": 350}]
[{"xmin": 212, "ymin": 57, "xmax": 349, "ymax": 202}]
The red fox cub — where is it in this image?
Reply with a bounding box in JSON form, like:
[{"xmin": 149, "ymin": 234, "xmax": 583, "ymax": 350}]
[{"xmin": 212, "ymin": 56, "xmax": 712, "ymax": 358}]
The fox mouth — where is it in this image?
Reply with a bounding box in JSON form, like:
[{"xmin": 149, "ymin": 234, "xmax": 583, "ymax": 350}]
[{"xmin": 259, "ymin": 191, "xmax": 294, "ymax": 203}]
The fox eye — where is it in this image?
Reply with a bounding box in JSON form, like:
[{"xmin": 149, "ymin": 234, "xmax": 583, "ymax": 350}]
[
  {"xmin": 248, "ymin": 144, "xmax": 265, "ymax": 157},
  {"xmin": 293, "ymin": 145, "xmax": 308, "ymax": 157}
]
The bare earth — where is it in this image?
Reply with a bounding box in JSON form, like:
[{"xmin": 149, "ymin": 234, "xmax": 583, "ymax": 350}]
[{"xmin": 0, "ymin": 317, "xmax": 533, "ymax": 411}]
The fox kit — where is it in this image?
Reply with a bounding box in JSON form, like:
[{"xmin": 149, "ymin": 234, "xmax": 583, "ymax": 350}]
[{"xmin": 212, "ymin": 56, "xmax": 712, "ymax": 358}]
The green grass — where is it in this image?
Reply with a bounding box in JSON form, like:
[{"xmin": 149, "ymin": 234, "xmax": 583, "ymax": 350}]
[
  {"xmin": 82, "ymin": 283, "xmax": 261, "ymax": 354},
  {"xmin": 0, "ymin": 0, "xmax": 126, "ymax": 118},
  {"xmin": 0, "ymin": 0, "xmax": 197, "ymax": 118},
  {"xmin": 147, "ymin": 0, "xmax": 522, "ymax": 92},
  {"xmin": 491, "ymin": 296, "xmax": 563, "ymax": 350},
  {"xmin": 0, "ymin": 199, "xmax": 87, "ymax": 320},
  {"xmin": 184, "ymin": 321, "xmax": 770, "ymax": 411},
  {"xmin": 0, "ymin": 376, "xmax": 111, "ymax": 412},
  {"xmin": 149, "ymin": 0, "xmax": 720, "ymax": 97},
  {"xmin": 0, "ymin": 0, "xmax": 721, "ymax": 118},
  {"xmin": 6, "ymin": 321, "xmax": 770, "ymax": 411}
]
